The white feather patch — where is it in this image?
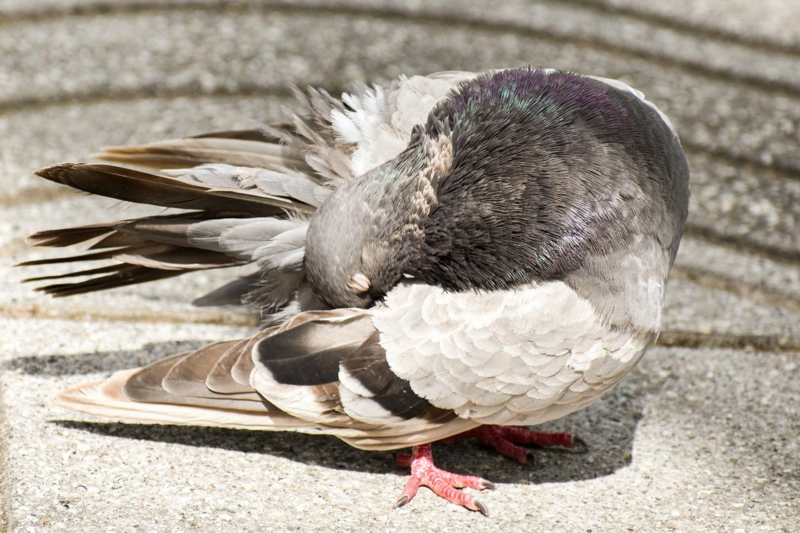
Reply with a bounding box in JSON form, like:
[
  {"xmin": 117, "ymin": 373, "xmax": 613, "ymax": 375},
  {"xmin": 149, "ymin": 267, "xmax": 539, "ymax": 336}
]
[
  {"xmin": 373, "ymin": 281, "xmax": 654, "ymax": 426},
  {"xmin": 332, "ymin": 73, "xmax": 478, "ymax": 177}
]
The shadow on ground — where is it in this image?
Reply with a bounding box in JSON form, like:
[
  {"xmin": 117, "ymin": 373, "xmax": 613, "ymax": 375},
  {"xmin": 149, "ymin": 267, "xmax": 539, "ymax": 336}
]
[
  {"xmin": 4, "ymin": 340, "xmax": 210, "ymax": 375},
  {"xmin": 8, "ymin": 339, "xmax": 658, "ymax": 485},
  {"xmin": 52, "ymin": 415, "xmax": 637, "ymax": 486}
]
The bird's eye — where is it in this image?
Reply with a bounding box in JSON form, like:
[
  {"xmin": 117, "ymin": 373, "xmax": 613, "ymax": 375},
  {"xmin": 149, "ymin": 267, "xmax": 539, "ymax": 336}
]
[{"xmin": 347, "ymin": 272, "xmax": 371, "ymax": 294}]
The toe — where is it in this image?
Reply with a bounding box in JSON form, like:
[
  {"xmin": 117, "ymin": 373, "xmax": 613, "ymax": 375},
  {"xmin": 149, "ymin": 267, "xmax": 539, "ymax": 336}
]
[
  {"xmin": 474, "ymin": 499, "xmax": 490, "ymax": 517},
  {"xmin": 567, "ymin": 435, "xmax": 589, "ymax": 453}
]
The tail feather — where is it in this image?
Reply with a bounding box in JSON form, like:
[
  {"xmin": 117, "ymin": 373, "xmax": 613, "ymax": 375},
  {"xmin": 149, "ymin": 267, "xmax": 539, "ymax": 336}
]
[
  {"xmin": 24, "ymin": 244, "xmax": 241, "ymax": 295},
  {"xmin": 36, "ymin": 163, "xmax": 290, "ymax": 217},
  {"xmin": 36, "ymin": 265, "xmax": 183, "ymax": 297},
  {"xmin": 25, "ymin": 222, "xmax": 123, "ymax": 248},
  {"xmin": 112, "ymin": 247, "xmax": 242, "ymax": 270},
  {"xmin": 24, "ymin": 161, "xmax": 316, "ymax": 308},
  {"xmin": 23, "ymin": 264, "xmax": 125, "ymax": 283},
  {"xmin": 96, "ymin": 131, "xmax": 309, "ymax": 172},
  {"xmin": 22, "ymin": 97, "xmax": 356, "ymax": 315}
]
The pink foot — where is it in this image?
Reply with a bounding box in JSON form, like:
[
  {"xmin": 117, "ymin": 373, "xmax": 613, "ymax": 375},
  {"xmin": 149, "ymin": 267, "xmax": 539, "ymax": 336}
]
[
  {"xmin": 394, "ymin": 443, "xmax": 494, "ymax": 516},
  {"xmin": 444, "ymin": 425, "xmax": 588, "ymax": 464}
]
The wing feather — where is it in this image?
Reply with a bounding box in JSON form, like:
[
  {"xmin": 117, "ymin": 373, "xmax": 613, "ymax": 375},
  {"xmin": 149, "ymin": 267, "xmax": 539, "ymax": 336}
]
[{"xmin": 54, "ymin": 309, "xmax": 477, "ymax": 450}]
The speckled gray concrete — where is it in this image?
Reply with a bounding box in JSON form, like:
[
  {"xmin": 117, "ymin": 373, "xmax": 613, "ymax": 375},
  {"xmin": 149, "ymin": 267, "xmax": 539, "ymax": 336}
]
[{"xmin": 2, "ymin": 1, "xmax": 799, "ymax": 531}]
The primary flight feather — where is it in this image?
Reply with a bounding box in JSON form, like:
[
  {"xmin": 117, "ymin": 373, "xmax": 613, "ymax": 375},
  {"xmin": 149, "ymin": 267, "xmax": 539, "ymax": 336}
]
[{"xmin": 22, "ymin": 67, "xmax": 690, "ymax": 515}]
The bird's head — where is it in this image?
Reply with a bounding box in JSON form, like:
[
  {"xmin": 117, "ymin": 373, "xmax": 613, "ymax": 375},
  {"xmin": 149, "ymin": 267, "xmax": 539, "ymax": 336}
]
[
  {"xmin": 304, "ymin": 188, "xmax": 394, "ymax": 308},
  {"xmin": 304, "ymin": 128, "xmax": 452, "ymax": 308},
  {"xmin": 303, "ymin": 139, "xmax": 433, "ymax": 308}
]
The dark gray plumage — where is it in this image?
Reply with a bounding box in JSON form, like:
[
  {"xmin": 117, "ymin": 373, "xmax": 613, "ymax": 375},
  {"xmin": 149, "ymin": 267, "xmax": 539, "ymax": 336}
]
[{"xmin": 21, "ymin": 67, "xmax": 690, "ymax": 515}]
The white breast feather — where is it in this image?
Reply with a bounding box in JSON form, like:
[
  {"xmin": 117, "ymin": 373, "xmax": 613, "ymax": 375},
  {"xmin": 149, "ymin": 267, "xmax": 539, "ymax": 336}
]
[{"xmin": 372, "ymin": 281, "xmax": 655, "ymax": 426}]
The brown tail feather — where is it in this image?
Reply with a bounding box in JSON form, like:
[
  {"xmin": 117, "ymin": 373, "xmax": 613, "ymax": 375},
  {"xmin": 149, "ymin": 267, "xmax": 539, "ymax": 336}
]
[
  {"xmin": 96, "ymin": 132, "xmax": 309, "ymax": 172},
  {"xmin": 36, "ymin": 163, "xmax": 290, "ymax": 216},
  {"xmin": 25, "ymin": 243, "xmax": 241, "ymax": 295},
  {"xmin": 36, "ymin": 266, "xmax": 183, "ymax": 297},
  {"xmin": 18, "ymin": 243, "xmax": 172, "ymax": 267},
  {"xmin": 23, "ymin": 129, "xmax": 320, "ymax": 307},
  {"xmin": 22, "ymin": 264, "xmax": 123, "ymax": 283},
  {"xmin": 25, "ymin": 222, "xmax": 121, "ymax": 248}
]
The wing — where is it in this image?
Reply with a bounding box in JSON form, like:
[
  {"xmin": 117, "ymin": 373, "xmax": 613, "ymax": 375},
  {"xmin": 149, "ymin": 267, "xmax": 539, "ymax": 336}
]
[
  {"xmin": 55, "ymin": 309, "xmax": 475, "ymax": 451},
  {"xmin": 21, "ymin": 72, "xmax": 476, "ymax": 320}
]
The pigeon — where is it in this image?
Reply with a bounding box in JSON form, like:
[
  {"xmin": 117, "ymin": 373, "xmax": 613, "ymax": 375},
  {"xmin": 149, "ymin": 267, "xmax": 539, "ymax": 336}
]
[{"xmin": 21, "ymin": 67, "xmax": 690, "ymax": 515}]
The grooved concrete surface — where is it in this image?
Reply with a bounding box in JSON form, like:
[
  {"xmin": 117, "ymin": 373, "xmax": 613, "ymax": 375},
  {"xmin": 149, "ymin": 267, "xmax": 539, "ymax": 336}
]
[{"xmin": 1, "ymin": 1, "xmax": 799, "ymax": 531}]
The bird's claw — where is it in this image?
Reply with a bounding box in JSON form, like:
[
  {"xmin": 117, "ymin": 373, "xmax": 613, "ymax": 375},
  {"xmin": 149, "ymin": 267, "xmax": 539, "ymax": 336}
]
[
  {"xmin": 474, "ymin": 499, "xmax": 489, "ymax": 517},
  {"xmin": 394, "ymin": 443, "xmax": 493, "ymax": 515},
  {"xmin": 445, "ymin": 424, "xmax": 588, "ymax": 460},
  {"xmin": 393, "ymin": 494, "xmax": 409, "ymax": 508},
  {"xmin": 563, "ymin": 435, "xmax": 589, "ymax": 454}
]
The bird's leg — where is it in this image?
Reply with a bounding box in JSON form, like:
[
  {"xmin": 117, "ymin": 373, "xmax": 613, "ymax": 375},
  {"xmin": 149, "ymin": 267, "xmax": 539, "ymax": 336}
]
[
  {"xmin": 394, "ymin": 427, "xmax": 585, "ymax": 514},
  {"xmin": 444, "ymin": 425, "xmax": 588, "ymax": 463},
  {"xmin": 394, "ymin": 443, "xmax": 494, "ymax": 515}
]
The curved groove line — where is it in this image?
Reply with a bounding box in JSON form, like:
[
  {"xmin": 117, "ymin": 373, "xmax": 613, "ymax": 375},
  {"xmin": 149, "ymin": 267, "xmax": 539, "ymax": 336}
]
[
  {"xmin": 0, "ymin": 83, "xmax": 298, "ymax": 117},
  {"xmin": 4, "ymin": 94, "xmax": 797, "ymax": 191},
  {"xmin": 683, "ymin": 143, "xmax": 800, "ymax": 183},
  {"xmin": 563, "ymin": 0, "xmax": 800, "ymax": 56},
  {"xmin": 0, "ymin": 1, "xmax": 798, "ymax": 99},
  {"xmin": 683, "ymin": 224, "xmax": 800, "ymax": 267},
  {"xmin": 3, "ymin": 0, "xmax": 800, "ymax": 59},
  {"xmin": 9, "ymin": 184, "xmax": 800, "ymax": 272},
  {"xmin": 655, "ymin": 330, "xmax": 800, "ymax": 353},
  {"xmin": 670, "ymin": 265, "xmax": 800, "ymax": 315},
  {"xmin": 0, "ymin": 301, "xmax": 259, "ymax": 327}
]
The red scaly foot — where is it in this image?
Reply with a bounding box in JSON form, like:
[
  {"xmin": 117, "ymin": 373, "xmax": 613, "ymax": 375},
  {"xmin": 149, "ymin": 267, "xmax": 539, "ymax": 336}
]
[
  {"xmin": 394, "ymin": 443, "xmax": 494, "ymax": 516},
  {"xmin": 444, "ymin": 425, "xmax": 588, "ymax": 464}
]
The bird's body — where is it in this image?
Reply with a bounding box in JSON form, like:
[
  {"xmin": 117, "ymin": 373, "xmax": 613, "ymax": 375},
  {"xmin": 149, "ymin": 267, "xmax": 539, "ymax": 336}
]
[{"xmin": 23, "ymin": 67, "xmax": 690, "ymax": 514}]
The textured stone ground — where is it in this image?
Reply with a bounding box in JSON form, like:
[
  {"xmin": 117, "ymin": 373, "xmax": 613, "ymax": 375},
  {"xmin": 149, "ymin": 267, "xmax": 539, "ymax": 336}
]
[{"xmin": 1, "ymin": 1, "xmax": 799, "ymax": 531}]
